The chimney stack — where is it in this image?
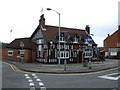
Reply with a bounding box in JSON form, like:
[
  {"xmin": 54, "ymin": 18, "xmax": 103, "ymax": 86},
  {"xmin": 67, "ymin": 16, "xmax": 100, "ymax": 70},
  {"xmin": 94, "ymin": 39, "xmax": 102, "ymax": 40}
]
[
  {"xmin": 39, "ymin": 14, "xmax": 45, "ymax": 28},
  {"xmin": 118, "ymin": 25, "xmax": 120, "ymax": 30},
  {"xmin": 85, "ymin": 25, "xmax": 90, "ymax": 34}
]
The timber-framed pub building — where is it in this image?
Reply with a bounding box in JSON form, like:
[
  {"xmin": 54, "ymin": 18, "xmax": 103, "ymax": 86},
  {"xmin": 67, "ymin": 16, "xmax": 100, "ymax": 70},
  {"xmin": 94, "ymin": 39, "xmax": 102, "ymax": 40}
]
[{"xmin": 30, "ymin": 14, "xmax": 97, "ymax": 63}]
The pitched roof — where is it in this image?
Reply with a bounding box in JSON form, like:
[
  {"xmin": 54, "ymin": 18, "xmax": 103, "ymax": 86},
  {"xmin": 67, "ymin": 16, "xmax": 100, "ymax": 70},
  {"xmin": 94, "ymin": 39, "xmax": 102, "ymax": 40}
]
[
  {"xmin": 42, "ymin": 25, "xmax": 88, "ymax": 44},
  {"xmin": 104, "ymin": 29, "xmax": 120, "ymax": 42},
  {"xmin": 7, "ymin": 38, "xmax": 36, "ymax": 50},
  {"xmin": 31, "ymin": 25, "xmax": 97, "ymax": 45}
]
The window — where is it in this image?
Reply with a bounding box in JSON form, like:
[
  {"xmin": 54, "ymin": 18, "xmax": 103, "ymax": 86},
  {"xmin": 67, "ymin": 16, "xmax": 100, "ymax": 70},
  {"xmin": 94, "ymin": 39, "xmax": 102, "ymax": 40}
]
[
  {"xmin": 117, "ymin": 43, "xmax": 120, "ymax": 47},
  {"xmin": 58, "ymin": 51, "xmax": 69, "ymax": 59},
  {"xmin": 37, "ymin": 39, "xmax": 42, "ymax": 44},
  {"xmin": 38, "ymin": 45, "xmax": 42, "ymax": 51},
  {"xmin": 59, "ymin": 37, "xmax": 65, "ymax": 42},
  {"xmin": 110, "ymin": 52, "xmax": 117, "ymax": 56},
  {"xmin": 73, "ymin": 37, "xmax": 78, "ymax": 43},
  {"xmin": 84, "ymin": 50, "xmax": 92, "ymax": 58},
  {"xmin": 8, "ymin": 50, "xmax": 13, "ymax": 56},
  {"xmin": 19, "ymin": 50, "xmax": 25, "ymax": 58}
]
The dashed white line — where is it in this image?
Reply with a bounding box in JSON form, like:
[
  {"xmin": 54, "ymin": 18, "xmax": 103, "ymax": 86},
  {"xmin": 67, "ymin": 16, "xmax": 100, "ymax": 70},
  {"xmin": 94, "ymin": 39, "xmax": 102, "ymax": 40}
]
[
  {"xmin": 26, "ymin": 76, "xmax": 31, "ymax": 79},
  {"xmin": 36, "ymin": 78, "xmax": 41, "ymax": 82},
  {"xmin": 34, "ymin": 76, "xmax": 38, "ymax": 79},
  {"xmin": 38, "ymin": 82, "xmax": 44, "ymax": 86},
  {"xmin": 25, "ymin": 73, "xmax": 46, "ymax": 89},
  {"xmin": 29, "ymin": 82, "xmax": 35, "ymax": 87},
  {"xmin": 28, "ymin": 79, "xmax": 33, "ymax": 83},
  {"xmin": 40, "ymin": 87, "xmax": 46, "ymax": 90},
  {"xmin": 30, "ymin": 87, "xmax": 36, "ymax": 90},
  {"xmin": 32, "ymin": 74, "xmax": 36, "ymax": 76},
  {"xmin": 25, "ymin": 74, "xmax": 29, "ymax": 77}
]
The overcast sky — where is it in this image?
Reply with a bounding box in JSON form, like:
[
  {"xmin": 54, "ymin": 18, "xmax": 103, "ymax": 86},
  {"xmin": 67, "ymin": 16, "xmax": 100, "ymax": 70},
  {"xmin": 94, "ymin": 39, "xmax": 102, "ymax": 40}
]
[{"xmin": 0, "ymin": 0, "xmax": 119, "ymax": 47}]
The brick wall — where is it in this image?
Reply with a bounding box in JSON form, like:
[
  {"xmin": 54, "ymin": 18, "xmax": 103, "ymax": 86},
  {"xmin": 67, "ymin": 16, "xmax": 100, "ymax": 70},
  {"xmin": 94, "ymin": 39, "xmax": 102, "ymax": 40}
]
[
  {"xmin": 104, "ymin": 30, "xmax": 120, "ymax": 51},
  {"xmin": 2, "ymin": 48, "xmax": 36, "ymax": 63},
  {"xmin": 104, "ymin": 29, "xmax": 120, "ymax": 59}
]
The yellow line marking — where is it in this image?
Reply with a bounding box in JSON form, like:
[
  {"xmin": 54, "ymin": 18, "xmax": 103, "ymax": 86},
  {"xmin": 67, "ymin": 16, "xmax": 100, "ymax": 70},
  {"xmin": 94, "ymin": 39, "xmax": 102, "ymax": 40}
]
[{"xmin": 2, "ymin": 61, "xmax": 119, "ymax": 76}]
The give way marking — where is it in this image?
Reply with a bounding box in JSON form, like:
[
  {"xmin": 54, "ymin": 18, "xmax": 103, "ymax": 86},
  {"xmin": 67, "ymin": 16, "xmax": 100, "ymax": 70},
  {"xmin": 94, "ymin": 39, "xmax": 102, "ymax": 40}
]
[{"xmin": 98, "ymin": 73, "xmax": 120, "ymax": 80}]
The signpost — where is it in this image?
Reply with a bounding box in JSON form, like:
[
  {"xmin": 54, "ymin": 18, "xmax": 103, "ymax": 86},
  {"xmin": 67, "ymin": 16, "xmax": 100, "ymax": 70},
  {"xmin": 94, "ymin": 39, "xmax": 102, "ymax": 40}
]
[
  {"xmin": 20, "ymin": 42, "xmax": 24, "ymax": 64},
  {"xmin": 85, "ymin": 35, "xmax": 93, "ymax": 69}
]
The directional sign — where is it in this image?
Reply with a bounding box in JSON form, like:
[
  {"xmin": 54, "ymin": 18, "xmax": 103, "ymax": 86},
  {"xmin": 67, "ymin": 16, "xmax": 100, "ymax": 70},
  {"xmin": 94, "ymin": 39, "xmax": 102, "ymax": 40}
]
[
  {"xmin": 86, "ymin": 36, "xmax": 92, "ymax": 44},
  {"xmin": 85, "ymin": 36, "xmax": 93, "ymax": 46}
]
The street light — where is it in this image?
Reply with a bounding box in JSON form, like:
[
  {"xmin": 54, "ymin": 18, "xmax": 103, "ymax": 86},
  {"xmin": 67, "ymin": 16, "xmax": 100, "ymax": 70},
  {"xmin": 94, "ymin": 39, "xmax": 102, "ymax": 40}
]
[
  {"xmin": 10, "ymin": 30, "xmax": 12, "ymax": 43},
  {"xmin": 47, "ymin": 8, "xmax": 61, "ymax": 67}
]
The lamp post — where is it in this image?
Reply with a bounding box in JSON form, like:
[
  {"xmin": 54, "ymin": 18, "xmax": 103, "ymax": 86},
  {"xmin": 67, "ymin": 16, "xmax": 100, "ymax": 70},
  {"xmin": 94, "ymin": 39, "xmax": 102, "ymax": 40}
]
[
  {"xmin": 10, "ymin": 30, "xmax": 12, "ymax": 43},
  {"xmin": 47, "ymin": 8, "xmax": 61, "ymax": 67}
]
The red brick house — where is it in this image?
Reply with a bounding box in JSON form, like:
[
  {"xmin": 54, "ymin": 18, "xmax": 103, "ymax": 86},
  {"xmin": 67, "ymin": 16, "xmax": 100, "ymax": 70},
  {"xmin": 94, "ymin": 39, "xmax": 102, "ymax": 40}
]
[
  {"xmin": 2, "ymin": 38, "xmax": 36, "ymax": 63},
  {"xmin": 104, "ymin": 26, "xmax": 120, "ymax": 59}
]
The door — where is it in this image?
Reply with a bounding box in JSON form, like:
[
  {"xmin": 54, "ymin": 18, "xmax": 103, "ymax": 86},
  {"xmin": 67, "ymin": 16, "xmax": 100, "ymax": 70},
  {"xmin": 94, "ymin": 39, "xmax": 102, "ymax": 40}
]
[{"xmin": 79, "ymin": 51, "xmax": 83, "ymax": 63}]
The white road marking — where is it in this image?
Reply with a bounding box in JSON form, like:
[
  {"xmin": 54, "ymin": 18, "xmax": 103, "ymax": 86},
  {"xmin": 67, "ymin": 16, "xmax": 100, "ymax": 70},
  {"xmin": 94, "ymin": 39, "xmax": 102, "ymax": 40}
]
[
  {"xmin": 39, "ymin": 82, "xmax": 44, "ymax": 86},
  {"xmin": 30, "ymin": 87, "xmax": 36, "ymax": 90},
  {"xmin": 40, "ymin": 87, "xmax": 46, "ymax": 90},
  {"xmin": 32, "ymin": 74, "xmax": 36, "ymax": 76},
  {"xmin": 28, "ymin": 79, "xmax": 33, "ymax": 83},
  {"xmin": 25, "ymin": 74, "xmax": 28, "ymax": 77},
  {"xmin": 34, "ymin": 76, "xmax": 38, "ymax": 79},
  {"xmin": 29, "ymin": 82, "xmax": 35, "ymax": 87},
  {"xmin": 26, "ymin": 76, "xmax": 30, "ymax": 79},
  {"xmin": 24, "ymin": 73, "xmax": 46, "ymax": 89},
  {"xmin": 36, "ymin": 78, "xmax": 41, "ymax": 82},
  {"xmin": 98, "ymin": 73, "xmax": 120, "ymax": 80}
]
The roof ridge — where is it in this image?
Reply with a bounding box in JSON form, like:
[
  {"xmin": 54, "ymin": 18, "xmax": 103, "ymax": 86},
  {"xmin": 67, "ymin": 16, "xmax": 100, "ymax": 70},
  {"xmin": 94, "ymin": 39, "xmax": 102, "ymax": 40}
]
[
  {"xmin": 46, "ymin": 25, "xmax": 85, "ymax": 31},
  {"xmin": 15, "ymin": 37, "xmax": 30, "ymax": 40}
]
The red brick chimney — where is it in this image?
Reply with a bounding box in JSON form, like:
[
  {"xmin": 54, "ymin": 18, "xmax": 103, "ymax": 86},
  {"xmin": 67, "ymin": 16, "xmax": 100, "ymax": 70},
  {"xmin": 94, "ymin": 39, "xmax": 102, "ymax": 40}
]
[
  {"xmin": 85, "ymin": 25, "xmax": 90, "ymax": 34},
  {"xmin": 39, "ymin": 14, "xmax": 45, "ymax": 28}
]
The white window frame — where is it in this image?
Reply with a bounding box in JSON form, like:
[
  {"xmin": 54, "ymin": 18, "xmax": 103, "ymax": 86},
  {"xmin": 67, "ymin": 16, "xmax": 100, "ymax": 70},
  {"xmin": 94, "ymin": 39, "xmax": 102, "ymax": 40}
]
[
  {"xmin": 84, "ymin": 51, "xmax": 92, "ymax": 58},
  {"xmin": 117, "ymin": 43, "xmax": 120, "ymax": 47},
  {"xmin": 59, "ymin": 51, "xmax": 69, "ymax": 59},
  {"xmin": 38, "ymin": 45, "xmax": 42, "ymax": 51},
  {"xmin": 73, "ymin": 37, "xmax": 78, "ymax": 43},
  {"xmin": 8, "ymin": 50, "xmax": 13, "ymax": 56},
  {"xmin": 59, "ymin": 37, "xmax": 65, "ymax": 42},
  {"xmin": 110, "ymin": 52, "xmax": 117, "ymax": 56},
  {"xmin": 19, "ymin": 50, "xmax": 25, "ymax": 58}
]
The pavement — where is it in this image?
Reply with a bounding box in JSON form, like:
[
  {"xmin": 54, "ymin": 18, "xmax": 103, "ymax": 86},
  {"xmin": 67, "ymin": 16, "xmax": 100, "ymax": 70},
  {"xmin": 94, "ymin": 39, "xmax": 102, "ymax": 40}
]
[{"xmin": 2, "ymin": 59, "xmax": 119, "ymax": 74}]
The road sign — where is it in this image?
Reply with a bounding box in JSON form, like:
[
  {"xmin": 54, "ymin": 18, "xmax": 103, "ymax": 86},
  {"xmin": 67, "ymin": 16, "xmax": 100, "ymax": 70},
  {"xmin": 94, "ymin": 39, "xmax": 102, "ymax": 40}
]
[
  {"xmin": 87, "ymin": 36, "xmax": 92, "ymax": 44},
  {"xmin": 85, "ymin": 36, "xmax": 93, "ymax": 46}
]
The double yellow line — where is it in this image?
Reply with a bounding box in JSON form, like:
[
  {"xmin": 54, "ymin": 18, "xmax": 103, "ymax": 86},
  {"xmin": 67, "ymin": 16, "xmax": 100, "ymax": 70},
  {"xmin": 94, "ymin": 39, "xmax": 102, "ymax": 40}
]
[
  {"xmin": 2, "ymin": 61, "xmax": 120, "ymax": 76},
  {"xmin": 2, "ymin": 62, "xmax": 29, "ymax": 73}
]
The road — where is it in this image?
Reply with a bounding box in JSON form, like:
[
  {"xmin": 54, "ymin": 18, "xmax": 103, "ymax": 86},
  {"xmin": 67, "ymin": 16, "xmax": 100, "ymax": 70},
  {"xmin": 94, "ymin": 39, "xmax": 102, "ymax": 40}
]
[{"xmin": 2, "ymin": 62, "xmax": 119, "ymax": 90}]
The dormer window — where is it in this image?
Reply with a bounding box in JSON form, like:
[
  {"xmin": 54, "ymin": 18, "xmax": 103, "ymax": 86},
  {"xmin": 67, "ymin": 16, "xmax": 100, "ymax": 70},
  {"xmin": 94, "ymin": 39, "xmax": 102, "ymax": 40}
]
[
  {"xmin": 56, "ymin": 32, "xmax": 65, "ymax": 42},
  {"xmin": 73, "ymin": 36, "xmax": 78, "ymax": 43},
  {"xmin": 60, "ymin": 37, "xmax": 65, "ymax": 42}
]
